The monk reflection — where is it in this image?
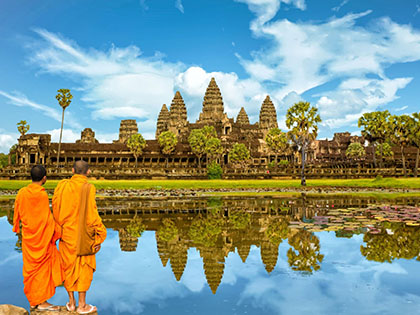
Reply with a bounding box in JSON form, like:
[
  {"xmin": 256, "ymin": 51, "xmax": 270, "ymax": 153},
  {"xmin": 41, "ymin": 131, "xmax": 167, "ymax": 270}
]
[
  {"xmin": 13, "ymin": 165, "xmax": 63, "ymax": 311},
  {"xmin": 53, "ymin": 160, "xmax": 107, "ymax": 314}
]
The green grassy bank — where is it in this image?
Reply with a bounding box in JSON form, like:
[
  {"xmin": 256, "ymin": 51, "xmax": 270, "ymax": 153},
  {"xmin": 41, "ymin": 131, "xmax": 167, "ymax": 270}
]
[{"xmin": 1, "ymin": 177, "xmax": 420, "ymax": 191}]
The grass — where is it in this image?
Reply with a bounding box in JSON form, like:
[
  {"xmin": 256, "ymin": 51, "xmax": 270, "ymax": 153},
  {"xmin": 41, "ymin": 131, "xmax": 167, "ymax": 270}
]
[{"xmin": 1, "ymin": 177, "xmax": 420, "ymax": 191}]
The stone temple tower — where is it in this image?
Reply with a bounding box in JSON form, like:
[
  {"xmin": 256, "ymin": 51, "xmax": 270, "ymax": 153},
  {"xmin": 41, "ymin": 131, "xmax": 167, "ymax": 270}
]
[
  {"xmin": 197, "ymin": 78, "xmax": 227, "ymax": 124},
  {"xmin": 259, "ymin": 95, "xmax": 278, "ymax": 131},
  {"xmin": 114, "ymin": 119, "xmax": 138, "ymax": 144},
  {"xmin": 168, "ymin": 91, "xmax": 188, "ymax": 139},
  {"xmin": 156, "ymin": 104, "xmax": 170, "ymax": 138},
  {"xmin": 236, "ymin": 107, "xmax": 250, "ymax": 125}
]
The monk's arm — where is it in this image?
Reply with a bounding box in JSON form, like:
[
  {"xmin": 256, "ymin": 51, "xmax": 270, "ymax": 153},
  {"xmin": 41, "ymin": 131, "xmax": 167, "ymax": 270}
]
[
  {"xmin": 12, "ymin": 192, "xmax": 21, "ymax": 233},
  {"xmin": 88, "ymin": 185, "xmax": 107, "ymax": 245}
]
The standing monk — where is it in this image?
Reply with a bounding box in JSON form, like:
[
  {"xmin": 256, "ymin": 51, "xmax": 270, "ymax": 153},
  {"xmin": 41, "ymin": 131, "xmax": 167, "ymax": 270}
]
[
  {"xmin": 13, "ymin": 165, "xmax": 63, "ymax": 311},
  {"xmin": 52, "ymin": 160, "xmax": 107, "ymax": 314}
]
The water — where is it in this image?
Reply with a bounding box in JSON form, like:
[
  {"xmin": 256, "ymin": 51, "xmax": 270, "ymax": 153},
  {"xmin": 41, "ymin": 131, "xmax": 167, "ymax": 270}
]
[{"xmin": 1, "ymin": 195, "xmax": 420, "ymax": 315}]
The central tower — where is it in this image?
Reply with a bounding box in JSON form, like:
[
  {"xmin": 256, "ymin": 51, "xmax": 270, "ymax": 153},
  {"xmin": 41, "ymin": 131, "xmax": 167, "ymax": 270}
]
[{"xmin": 197, "ymin": 77, "xmax": 226, "ymax": 124}]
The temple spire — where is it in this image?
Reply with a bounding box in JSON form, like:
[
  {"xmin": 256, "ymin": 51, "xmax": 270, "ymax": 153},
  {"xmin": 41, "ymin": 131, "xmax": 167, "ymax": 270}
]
[
  {"xmin": 259, "ymin": 95, "xmax": 278, "ymax": 130},
  {"xmin": 168, "ymin": 91, "xmax": 188, "ymax": 139},
  {"xmin": 236, "ymin": 107, "xmax": 250, "ymax": 125},
  {"xmin": 156, "ymin": 104, "xmax": 170, "ymax": 138},
  {"xmin": 197, "ymin": 78, "xmax": 225, "ymax": 124}
]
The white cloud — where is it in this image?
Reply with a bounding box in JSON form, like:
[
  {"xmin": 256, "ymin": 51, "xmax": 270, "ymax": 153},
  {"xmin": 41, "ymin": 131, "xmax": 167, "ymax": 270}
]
[
  {"xmin": 29, "ymin": 28, "xmax": 182, "ymax": 133},
  {"xmin": 175, "ymin": 0, "xmax": 184, "ymax": 13},
  {"xmin": 0, "ymin": 90, "xmax": 81, "ymax": 129},
  {"xmin": 0, "ymin": 133, "xmax": 19, "ymax": 153},
  {"xmin": 47, "ymin": 128, "xmax": 80, "ymax": 143},
  {"xmin": 175, "ymin": 66, "xmax": 268, "ymax": 123},
  {"xmin": 236, "ymin": 8, "xmax": 420, "ymax": 131}
]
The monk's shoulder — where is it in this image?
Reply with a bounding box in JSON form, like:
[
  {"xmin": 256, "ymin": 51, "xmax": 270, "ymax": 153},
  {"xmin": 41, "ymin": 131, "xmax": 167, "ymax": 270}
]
[
  {"xmin": 16, "ymin": 186, "xmax": 27, "ymax": 199},
  {"xmin": 55, "ymin": 179, "xmax": 70, "ymax": 190}
]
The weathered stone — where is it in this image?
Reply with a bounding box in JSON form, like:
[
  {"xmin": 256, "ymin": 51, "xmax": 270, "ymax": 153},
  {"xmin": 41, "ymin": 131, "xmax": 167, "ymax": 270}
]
[
  {"xmin": 115, "ymin": 119, "xmax": 138, "ymax": 144},
  {"xmin": 197, "ymin": 77, "xmax": 227, "ymax": 124},
  {"xmin": 76, "ymin": 128, "xmax": 99, "ymax": 144},
  {"xmin": 30, "ymin": 305, "xmax": 97, "ymax": 314},
  {"xmin": 156, "ymin": 104, "xmax": 170, "ymax": 138},
  {"xmin": 236, "ymin": 107, "xmax": 250, "ymax": 125},
  {"xmin": 259, "ymin": 95, "xmax": 278, "ymax": 131},
  {"xmin": 168, "ymin": 92, "xmax": 188, "ymax": 139},
  {"xmin": 0, "ymin": 304, "xmax": 28, "ymax": 315}
]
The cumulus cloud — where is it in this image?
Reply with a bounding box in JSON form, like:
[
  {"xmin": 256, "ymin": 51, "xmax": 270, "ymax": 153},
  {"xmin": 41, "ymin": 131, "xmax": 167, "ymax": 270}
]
[
  {"xmin": 22, "ymin": 5, "xmax": 420, "ymax": 138},
  {"xmin": 29, "ymin": 28, "xmax": 182, "ymax": 128},
  {"xmin": 236, "ymin": 7, "xmax": 420, "ymax": 131},
  {"xmin": 0, "ymin": 133, "xmax": 19, "ymax": 153},
  {"xmin": 47, "ymin": 128, "xmax": 80, "ymax": 143}
]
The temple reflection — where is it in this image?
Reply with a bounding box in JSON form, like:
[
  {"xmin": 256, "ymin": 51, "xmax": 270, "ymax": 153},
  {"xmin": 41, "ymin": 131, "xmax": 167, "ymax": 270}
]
[{"xmin": 3, "ymin": 195, "xmax": 420, "ymax": 294}]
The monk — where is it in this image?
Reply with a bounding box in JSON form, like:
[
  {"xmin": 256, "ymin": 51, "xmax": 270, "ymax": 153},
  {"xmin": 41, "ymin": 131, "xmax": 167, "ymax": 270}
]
[
  {"xmin": 13, "ymin": 165, "xmax": 63, "ymax": 311},
  {"xmin": 52, "ymin": 160, "xmax": 106, "ymax": 314}
]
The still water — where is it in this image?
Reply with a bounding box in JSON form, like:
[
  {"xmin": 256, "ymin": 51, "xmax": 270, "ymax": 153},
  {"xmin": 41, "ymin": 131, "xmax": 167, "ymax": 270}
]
[{"xmin": 1, "ymin": 195, "xmax": 420, "ymax": 314}]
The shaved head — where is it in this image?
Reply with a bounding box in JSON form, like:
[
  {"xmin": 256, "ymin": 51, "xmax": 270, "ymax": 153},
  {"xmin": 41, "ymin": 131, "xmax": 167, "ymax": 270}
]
[
  {"xmin": 31, "ymin": 165, "xmax": 46, "ymax": 182},
  {"xmin": 73, "ymin": 160, "xmax": 89, "ymax": 175}
]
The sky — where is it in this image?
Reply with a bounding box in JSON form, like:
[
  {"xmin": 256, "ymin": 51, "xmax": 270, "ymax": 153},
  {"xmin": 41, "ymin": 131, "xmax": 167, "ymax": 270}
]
[{"xmin": 1, "ymin": 0, "xmax": 420, "ymax": 153}]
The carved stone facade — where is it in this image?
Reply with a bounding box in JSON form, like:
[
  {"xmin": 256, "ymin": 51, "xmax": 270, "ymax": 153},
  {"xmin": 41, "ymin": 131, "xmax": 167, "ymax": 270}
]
[
  {"xmin": 6, "ymin": 77, "xmax": 419, "ymax": 179},
  {"xmin": 114, "ymin": 119, "xmax": 138, "ymax": 144},
  {"xmin": 76, "ymin": 128, "xmax": 99, "ymax": 144}
]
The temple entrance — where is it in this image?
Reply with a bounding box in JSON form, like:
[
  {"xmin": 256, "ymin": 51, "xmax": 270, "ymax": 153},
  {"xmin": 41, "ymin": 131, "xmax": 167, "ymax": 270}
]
[{"xmin": 30, "ymin": 154, "xmax": 36, "ymax": 164}]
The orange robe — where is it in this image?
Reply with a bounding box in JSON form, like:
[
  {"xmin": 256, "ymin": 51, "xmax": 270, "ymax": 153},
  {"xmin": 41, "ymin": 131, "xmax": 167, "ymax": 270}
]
[
  {"xmin": 52, "ymin": 174, "xmax": 107, "ymax": 292},
  {"xmin": 13, "ymin": 183, "xmax": 63, "ymax": 306}
]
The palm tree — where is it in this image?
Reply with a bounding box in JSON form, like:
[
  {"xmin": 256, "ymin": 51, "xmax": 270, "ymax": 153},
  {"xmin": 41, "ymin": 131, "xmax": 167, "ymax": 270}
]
[
  {"xmin": 55, "ymin": 89, "xmax": 72, "ymax": 167},
  {"xmin": 286, "ymin": 101, "xmax": 321, "ymax": 186}
]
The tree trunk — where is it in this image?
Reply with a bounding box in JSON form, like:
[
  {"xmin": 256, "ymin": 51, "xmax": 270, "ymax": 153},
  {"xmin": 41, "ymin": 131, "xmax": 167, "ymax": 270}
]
[
  {"xmin": 301, "ymin": 144, "xmax": 306, "ymax": 186},
  {"xmin": 415, "ymin": 147, "xmax": 419, "ymax": 178},
  {"xmin": 401, "ymin": 145, "xmax": 407, "ymax": 177},
  {"xmin": 57, "ymin": 108, "xmax": 65, "ymax": 168},
  {"xmin": 379, "ymin": 142, "xmax": 384, "ymax": 169},
  {"xmin": 198, "ymin": 155, "xmax": 201, "ymax": 168},
  {"xmin": 372, "ymin": 144, "xmax": 377, "ymax": 168},
  {"xmin": 135, "ymin": 155, "xmax": 138, "ymax": 167}
]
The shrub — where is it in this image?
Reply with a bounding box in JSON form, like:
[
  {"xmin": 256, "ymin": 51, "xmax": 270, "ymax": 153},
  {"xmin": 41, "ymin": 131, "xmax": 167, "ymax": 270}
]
[
  {"xmin": 278, "ymin": 160, "xmax": 289, "ymax": 167},
  {"xmin": 207, "ymin": 161, "xmax": 223, "ymax": 179}
]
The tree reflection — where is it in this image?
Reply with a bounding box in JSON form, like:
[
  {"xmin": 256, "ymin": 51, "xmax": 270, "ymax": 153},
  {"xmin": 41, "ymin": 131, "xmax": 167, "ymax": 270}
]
[
  {"xmin": 287, "ymin": 229, "xmax": 324, "ymax": 273},
  {"xmin": 360, "ymin": 223, "xmax": 420, "ymax": 263}
]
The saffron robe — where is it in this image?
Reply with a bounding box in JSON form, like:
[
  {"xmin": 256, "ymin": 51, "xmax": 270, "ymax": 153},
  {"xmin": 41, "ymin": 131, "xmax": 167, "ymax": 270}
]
[
  {"xmin": 52, "ymin": 174, "xmax": 107, "ymax": 292},
  {"xmin": 13, "ymin": 183, "xmax": 63, "ymax": 306}
]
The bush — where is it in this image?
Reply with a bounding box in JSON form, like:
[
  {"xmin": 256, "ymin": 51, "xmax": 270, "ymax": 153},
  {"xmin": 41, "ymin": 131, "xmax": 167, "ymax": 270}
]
[
  {"xmin": 207, "ymin": 161, "xmax": 223, "ymax": 179},
  {"xmin": 268, "ymin": 161, "xmax": 276, "ymax": 169},
  {"xmin": 278, "ymin": 160, "xmax": 289, "ymax": 167}
]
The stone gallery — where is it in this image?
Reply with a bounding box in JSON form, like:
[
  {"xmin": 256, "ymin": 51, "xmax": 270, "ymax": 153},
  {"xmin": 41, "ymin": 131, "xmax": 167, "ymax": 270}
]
[{"xmin": 5, "ymin": 78, "xmax": 417, "ymax": 179}]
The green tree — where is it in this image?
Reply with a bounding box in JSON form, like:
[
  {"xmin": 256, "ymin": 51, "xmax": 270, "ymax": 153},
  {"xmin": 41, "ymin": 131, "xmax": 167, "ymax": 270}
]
[
  {"xmin": 389, "ymin": 114, "xmax": 414, "ymax": 177},
  {"xmin": 55, "ymin": 89, "xmax": 73, "ymax": 167},
  {"xmin": 17, "ymin": 120, "xmax": 30, "ymax": 136},
  {"xmin": 286, "ymin": 101, "xmax": 321, "ymax": 186},
  {"xmin": 287, "ymin": 229, "xmax": 324, "ymax": 273},
  {"xmin": 375, "ymin": 142, "xmax": 393, "ymax": 158},
  {"xmin": 228, "ymin": 143, "xmax": 251, "ymax": 169},
  {"xmin": 205, "ymin": 137, "xmax": 223, "ymax": 162},
  {"xmin": 157, "ymin": 219, "xmax": 179, "ymax": 242},
  {"xmin": 127, "ymin": 133, "xmax": 146, "ymax": 167},
  {"xmin": 158, "ymin": 131, "xmax": 178, "ymax": 167},
  {"xmin": 345, "ymin": 142, "xmax": 366, "ymax": 159},
  {"xmin": 265, "ymin": 128, "xmax": 288, "ymax": 164},
  {"xmin": 358, "ymin": 110, "xmax": 390, "ymax": 168},
  {"xmin": 188, "ymin": 129, "xmax": 206, "ymax": 167},
  {"xmin": 411, "ymin": 112, "xmax": 420, "ymax": 177},
  {"xmin": 202, "ymin": 125, "xmax": 217, "ymax": 140},
  {"xmin": 9, "ymin": 144, "xmax": 17, "ymax": 165},
  {"xmin": 126, "ymin": 216, "xmax": 146, "ymax": 238},
  {"xmin": 207, "ymin": 161, "xmax": 223, "ymax": 179},
  {"xmin": 0, "ymin": 154, "xmax": 8, "ymax": 168}
]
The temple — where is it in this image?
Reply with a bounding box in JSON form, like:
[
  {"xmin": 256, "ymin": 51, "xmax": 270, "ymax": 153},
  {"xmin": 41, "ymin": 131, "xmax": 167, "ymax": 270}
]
[{"xmin": 3, "ymin": 77, "xmax": 418, "ymax": 179}]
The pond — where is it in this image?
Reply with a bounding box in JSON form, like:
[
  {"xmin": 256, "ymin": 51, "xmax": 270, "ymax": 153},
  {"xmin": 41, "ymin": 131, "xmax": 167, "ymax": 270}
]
[{"xmin": 1, "ymin": 195, "xmax": 420, "ymax": 314}]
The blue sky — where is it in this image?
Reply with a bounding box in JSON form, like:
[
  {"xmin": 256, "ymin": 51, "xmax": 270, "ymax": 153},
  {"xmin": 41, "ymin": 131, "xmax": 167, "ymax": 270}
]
[{"xmin": 1, "ymin": 0, "xmax": 420, "ymax": 152}]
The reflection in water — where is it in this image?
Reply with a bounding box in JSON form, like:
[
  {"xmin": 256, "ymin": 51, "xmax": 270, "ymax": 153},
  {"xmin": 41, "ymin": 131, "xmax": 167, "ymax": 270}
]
[{"xmin": 3, "ymin": 195, "xmax": 420, "ymax": 295}]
